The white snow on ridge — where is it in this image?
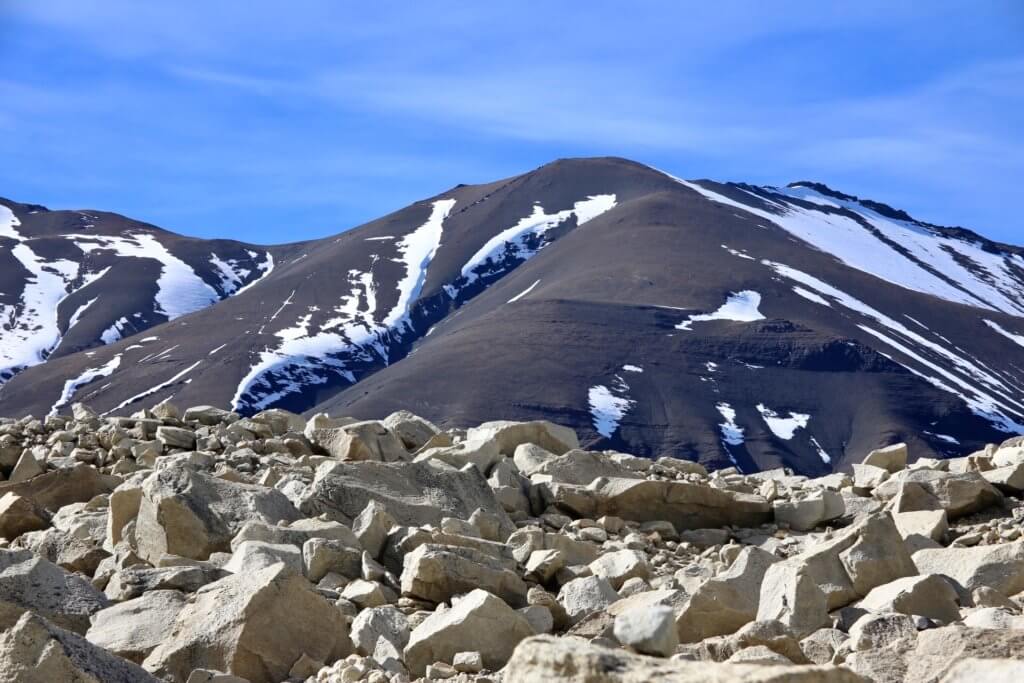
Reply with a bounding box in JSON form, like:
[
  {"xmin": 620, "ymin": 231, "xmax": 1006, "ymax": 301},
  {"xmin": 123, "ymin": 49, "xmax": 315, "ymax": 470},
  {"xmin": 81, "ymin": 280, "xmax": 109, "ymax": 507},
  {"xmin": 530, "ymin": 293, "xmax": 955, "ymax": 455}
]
[
  {"xmin": 676, "ymin": 291, "xmax": 765, "ymax": 330},
  {"xmin": 232, "ymin": 200, "xmax": 457, "ymax": 412},
  {"xmin": 622, "ymin": 364, "xmax": 643, "ymax": 373},
  {"xmin": 100, "ymin": 317, "xmax": 130, "ymax": 345},
  {"xmin": 0, "ymin": 206, "xmax": 87, "ymax": 381},
  {"xmin": 763, "ymin": 259, "xmax": 1024, "ymax": 433},
  {"xmin": 450, "ymin": 194, "xmax": 617, "ymax": 296},
  {"xmin": 673, "ymin": 174, "xmax": 1024, "ymax": 316},
  {"xmin": 809, "ymin": 436, "xmax": 832, "ymax": 464},
  {"xmin": 986, "ymin": 320, "xmax": 1024, "ymax": 349},
  {"xmin": 716, "ymin": 403, "xmax": 744, "ymax": 446},
  {"xmin": 68, "ymin": 297, "xmax": 99, "ymax": 330},
  {"xmin": 108, "ymin": 359, "xmax": 203, "ymax": 414},
  {"xmin": 209, "ymin": 253, "xmax": 252, "ymax": 295},
  {"xmin": 507, "ymin": 279, "xmax": 541, "ymax": 303},
  {"xmin": 234, "ymin": 252, "xmax": 274, "ymax": 296},
  {"xmin": 756, "ymin": 403, "xmax": 810, "ymax": 440},
  {"xmin": 73, "ymin": 233, "xmax": 220, "ymax": 320},
  {"xmin": 50, "ymin": 355, "xmax": 122, "ymax": 416},
  {"xmin": 589, "ymin": 374, "xmax": 636, "ymax": 438}
]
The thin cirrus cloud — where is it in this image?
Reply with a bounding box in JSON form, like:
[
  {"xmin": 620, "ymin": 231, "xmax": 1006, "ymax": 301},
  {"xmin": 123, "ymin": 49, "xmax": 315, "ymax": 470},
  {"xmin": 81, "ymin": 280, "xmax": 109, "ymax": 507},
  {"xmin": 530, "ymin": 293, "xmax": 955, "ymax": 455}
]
[{"xmin": 0, "ymin": 2, "xmax": 1021, "ymax": 243}]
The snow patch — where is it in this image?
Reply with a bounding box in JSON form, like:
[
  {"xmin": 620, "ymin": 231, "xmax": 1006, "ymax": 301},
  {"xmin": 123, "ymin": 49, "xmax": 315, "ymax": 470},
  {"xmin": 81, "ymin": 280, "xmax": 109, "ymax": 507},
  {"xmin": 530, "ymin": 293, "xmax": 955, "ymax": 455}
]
[
  {"xmin": 986, "ymin": 320, "xmax": 1024, "ymax": 349},
  {"xmin": 716, "ymin": 403, "xmax": 745, "ymax": 446},
  {"xmin": 622, "ymin": 364, "xmax": 643, "ymax": 373},
  {"xmin": 507, "ymin": 279, "xmax": 541, "ymax": 303},
  {"xmin": 756, "ymin": 403, "xmax": 810, "ymax": 440},
  {"xmin": 677, "ymin": 291, "xmax": 765, "ymax": 330},
  {"xmin": 50, "ymin": 355, "xmax": 122, "ymax": 416},
  {"xmin": 449, "ymin": 195, "xmax": 616, "ymax": 297},
  {"xmin": 588, "ymin": 374, "xmax": 635, "ymax": 438},
  {"xmin": 100, "ymin": 317, "xmax": 130, "ymax": 345}
]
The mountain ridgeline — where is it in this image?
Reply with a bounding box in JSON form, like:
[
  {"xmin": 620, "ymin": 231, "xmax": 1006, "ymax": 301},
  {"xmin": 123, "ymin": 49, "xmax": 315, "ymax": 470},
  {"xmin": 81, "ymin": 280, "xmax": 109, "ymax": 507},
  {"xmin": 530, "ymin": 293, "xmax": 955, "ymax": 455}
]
[{"xmin": 2, "ymin": 157, "xmax": 1024, "ymax": 474}]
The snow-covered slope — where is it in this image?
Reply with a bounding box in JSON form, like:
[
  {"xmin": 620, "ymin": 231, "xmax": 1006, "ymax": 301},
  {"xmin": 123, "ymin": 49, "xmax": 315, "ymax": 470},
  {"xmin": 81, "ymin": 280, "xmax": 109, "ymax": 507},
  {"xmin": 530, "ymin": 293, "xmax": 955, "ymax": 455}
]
[{"xmin": 0, "ymin": 199, "xmax": 274, "ymax": 385}]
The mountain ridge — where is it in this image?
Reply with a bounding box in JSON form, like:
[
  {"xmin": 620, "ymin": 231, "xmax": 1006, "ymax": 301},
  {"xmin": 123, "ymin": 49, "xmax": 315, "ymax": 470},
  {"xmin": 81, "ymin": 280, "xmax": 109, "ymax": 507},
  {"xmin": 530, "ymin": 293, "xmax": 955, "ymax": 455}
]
[{"xmin": 1, "ymin": 156, "xmax": 1023, "ymax": 474}]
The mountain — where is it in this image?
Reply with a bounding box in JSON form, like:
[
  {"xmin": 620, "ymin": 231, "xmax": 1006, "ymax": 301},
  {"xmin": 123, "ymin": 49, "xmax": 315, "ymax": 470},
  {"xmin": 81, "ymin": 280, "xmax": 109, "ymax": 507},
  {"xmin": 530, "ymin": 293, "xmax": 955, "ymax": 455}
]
[
  {"xmin": 2, "ymin": 157, "xmax": 1023, "ymax": 474},
  {"xmin": 0, "ymin": 197, "xmax": 279, "ymax": 385}
]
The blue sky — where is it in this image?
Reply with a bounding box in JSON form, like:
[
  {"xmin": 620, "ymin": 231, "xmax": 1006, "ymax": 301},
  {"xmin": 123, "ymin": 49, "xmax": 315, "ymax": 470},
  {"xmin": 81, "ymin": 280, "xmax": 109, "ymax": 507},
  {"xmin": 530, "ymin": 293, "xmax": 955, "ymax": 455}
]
[{"xmin": 1, "ymin": 2, "xmax": 1022, "ymax": 245}]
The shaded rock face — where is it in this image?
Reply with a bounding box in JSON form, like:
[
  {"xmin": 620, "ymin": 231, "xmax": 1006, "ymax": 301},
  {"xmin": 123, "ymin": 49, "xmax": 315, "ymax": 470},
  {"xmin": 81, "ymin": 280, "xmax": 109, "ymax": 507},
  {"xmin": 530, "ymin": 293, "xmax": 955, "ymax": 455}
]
[
  {"xmin": 3, "ymin": 406, "xmax": 1024, "ymax": 683},
  {"xmin": 5, "ymin": 157, "xmax": 1024, "ymax": 475}
]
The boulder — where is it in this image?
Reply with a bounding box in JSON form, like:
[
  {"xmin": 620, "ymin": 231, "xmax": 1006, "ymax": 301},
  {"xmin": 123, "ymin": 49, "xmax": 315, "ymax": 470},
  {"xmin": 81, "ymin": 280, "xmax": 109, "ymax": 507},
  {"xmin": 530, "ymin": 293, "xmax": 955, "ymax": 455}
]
[
  {"xmin": 982, "ymin": 464, "xmax": 1024, "ymax": 494},
  {"xmin": 86, "ymin": 590, "xmax": 187, "ymax": 663},
  {"xmin": 352, "ymin": 500, "xmax": 397, "ymax": 559},
  {"xmin": 0, "ymin": 463, "xmax": 117, "ymax": 511},
  {"xmin": 155, "ymin": 426, "xmax": 195, "ymax": 450},
  {"xmin": 940, "ymin": 658, "xmax": 1024, "ymax": 683},
  {"xmin": 893, "ymin": 509, "xmax": 947, "ymax": 544},
  {"xmin": 588, "ymin": 549, "xmax": 651, "ymax": 590},
  {"xmin": 756, "ymin": 562, "xmax": 829, "ymax": 638},
  {"xmin": 874, "ymin": 470, "xmax": 1003, "ymax": 519},
  {"xmin": 0, "ymin": 492, "xmax": 48, "ymax": 540},
  {"xmin": 350, "ymin": 605, "xmax": 410, "ymax": 656},
  {"xmin": 104, "ymin": 564, "xmax": 226, "ymax": 601},
  {"xmin": 863, "ymin": 443, "xmax": 908, "ymax": 473},
  {"xmin": 414, "ymin": 439, "xmax": 504, "ymax": 474},
  {"xmin": 906, "ymin": 626, "xmax": 1024, "ymax": 683},
  {"xmin": 503, "ymin": 635, "xmax": 868, "ymax": 682},
  {"xmin": 465, "ymin": 420, "xmax": 579, "ymax": 456},
  {"xmin": 9, "ymin": 448, "xmax": 44, "ymax": 483},
  {"xmin": 677, "ymin": 546, "xmax": 779, "ymax": 642},
  {"xmin": 400, "ymin": 543, "xmax": 528, "ymax": 607},
  {"xmin": 382, "ymin": 411, "xmax": 440, "ymax": 451},
  {"xmin": 303, "ymin": 537, "xmax": 362, "ymax": 582},
  {"xmin": 403, "ymin": 589, "xmax": 535, "ymax": 676},
  {"xmin": 310, "ymin": 421, "xmax": 407, "ymax": 462},
  {"xmin": 530, "ymin": 449, "xmax": 645, "ymax": 485},
  {"xmin": 0, "ymin": 548, "xmax": 109, "ymax": 634},
  {"xmin": 541, "ymin": 477, "xmax": 771, "ymax": 530},
  {"xmin": 142, "ymin": 563, "xmax": 351, "ymax": 683},
  {"xmin": 135, "ymin": 468, "xmax": 300, "ymax": 562},
  {"xmin": 858, "ymin": 575, "xmax": 960, "ymax": 623},
  {"xmin": 613, "ymin": 605, "xmax": 678, "ymax": 657},
  {"xmin": 558, "ymin": 575, "xmax": 621, "ymax": 626},
  {"xmin": 223, "ymin": 540, "xmax": 302, "ymax": 574},
  {"xmin": 299, "ymin": 460, "xmax": 515, "ymax": 538},
  {"xmin": 913, "ymin": 542, "xmax": 1024, "ymax": 596},
  {"xmin": 0, "ymin": 609, "xmax": 160, "ymax": 682},
  {"xmin": 773, "ymin": 489, "xmax": 845, "ymax": 531},
  {"xmin": 183, "ymin": 406, "xmax": 234, "ymax": 425}
]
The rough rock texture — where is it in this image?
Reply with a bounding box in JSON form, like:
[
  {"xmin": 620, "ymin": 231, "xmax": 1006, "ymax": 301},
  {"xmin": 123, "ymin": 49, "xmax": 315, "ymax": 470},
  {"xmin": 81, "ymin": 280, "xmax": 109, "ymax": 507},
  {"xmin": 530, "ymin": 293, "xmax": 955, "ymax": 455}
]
[{"xmin": 142, "ymin": 564, "xmax": 351, "ymax": 683}]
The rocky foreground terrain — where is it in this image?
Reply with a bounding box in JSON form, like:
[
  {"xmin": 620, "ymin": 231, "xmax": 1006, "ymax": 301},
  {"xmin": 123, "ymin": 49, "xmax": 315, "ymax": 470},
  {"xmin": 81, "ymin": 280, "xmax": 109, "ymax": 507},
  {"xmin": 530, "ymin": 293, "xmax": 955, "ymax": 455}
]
[{"xmin": 1, "ymin": 403, "xmax": 1024, "ymax": 682}]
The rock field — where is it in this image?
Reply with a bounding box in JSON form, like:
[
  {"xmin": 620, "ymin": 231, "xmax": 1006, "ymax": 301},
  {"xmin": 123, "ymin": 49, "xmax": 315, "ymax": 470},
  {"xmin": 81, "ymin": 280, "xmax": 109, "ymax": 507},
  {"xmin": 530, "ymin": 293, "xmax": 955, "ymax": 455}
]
[{"xmin": 1, "ymin": 401, "xmax": 1024, "ymax": 682}]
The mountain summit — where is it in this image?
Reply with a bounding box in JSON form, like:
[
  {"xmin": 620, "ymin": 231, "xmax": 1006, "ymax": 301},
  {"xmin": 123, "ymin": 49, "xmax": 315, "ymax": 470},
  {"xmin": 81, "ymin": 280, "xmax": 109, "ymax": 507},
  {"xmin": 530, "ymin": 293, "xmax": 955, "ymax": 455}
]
[{"xmin": 2, "ymin": 157, "xmax": 1023, "ymax": 474}]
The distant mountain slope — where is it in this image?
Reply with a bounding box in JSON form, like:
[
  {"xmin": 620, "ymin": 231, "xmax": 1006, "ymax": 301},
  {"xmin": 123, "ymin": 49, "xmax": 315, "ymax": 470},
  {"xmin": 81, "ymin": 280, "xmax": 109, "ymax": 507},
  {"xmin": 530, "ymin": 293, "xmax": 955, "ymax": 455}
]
[
  {"xmin": 1, "ymin": 158, "xmax": 1022, "ymax": 474},
  {"xmin": 0, "ymin": 198, "xmax": 278, "ymax": 385}
]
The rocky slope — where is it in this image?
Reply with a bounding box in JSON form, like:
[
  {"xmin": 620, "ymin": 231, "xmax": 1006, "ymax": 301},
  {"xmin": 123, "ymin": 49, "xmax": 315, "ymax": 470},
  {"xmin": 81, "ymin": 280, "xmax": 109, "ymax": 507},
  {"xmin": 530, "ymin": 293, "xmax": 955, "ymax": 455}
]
[
  {"xmin": 0, "ymin": 197, "xmax": 281, "ymax": 385},
  {"xmin": 2, "ymin": 402, "xmax": 1024, "ymax": 681},
  {"xmin": 3, "ymin": 158, "xmax": 1024, "ymax": 474}
]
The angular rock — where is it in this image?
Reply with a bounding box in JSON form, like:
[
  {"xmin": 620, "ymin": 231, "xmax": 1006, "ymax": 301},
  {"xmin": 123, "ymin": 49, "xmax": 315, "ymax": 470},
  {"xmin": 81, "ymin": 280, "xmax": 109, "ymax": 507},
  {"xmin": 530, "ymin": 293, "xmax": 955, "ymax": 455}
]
[
  {"xmin": 155, "ymin": 426, "xmax": 195, "ymax": 450},
  {"xmin": 503, "ymin": 635, "xmax": 867, "ymax": 682},
  {"xmin": 86, "ymin": 590, "xmax": 187, "ymax": 663},
  {"xmin": 311, "ymin": 421, "xmax": 407, "ymax": 462},
  {"xmin": 906, "ymin": 626, "xmax": 1024, "ymax": 683},
  {"xmin": 0, "ymin": 463, "xmax": 117, "ymax": 512},
  {"xmin": 223, "ymin": 540, "xmax": 302, "ymax": 574},
  {"xmin": 677, "ymin": 546, "xmax": 779, "ymax": 642},
  {"xmin": 756, "ymin": 561, "xmax": 829, "ymax": 638},
  {"xmin": 858, "ymin": 575, "xmax": 960, "ymax": 623},
  {"xmin": 299, "ymin": 460, "xmax": 515, "ymax": 538},
  {"xmin": 403, "ymin": 589, "xmax": 535, "ymax": 676},
  {"xmin": 0, "ymin": 491, "xmax": 48, "ymax": 540},
  {"xmin": 350, "ymin": 605, "xmax": 410, "ymax": 656},
  {"xmin": 875, "ymin": 470, "xmax": 1003, "ymax": 519},
  {"xmin": 400, "ymin": 543, "xmax": 528, "ymax": 607},
  {"xmin": 135, "ymin": 467, "xmax": 300, "ymax": 562},
  {"xmin": 863, "ymin": 443, "xmax": 908, "ymax": 473},
  {"xmin": 352, "ymin": 500, "xmax": 397, "ymax": 559},
  {"xmin": 773, "ymin": 489, "xmax": 845, "ymax": 531},
  {"xmin": 589, "ymin": 549, "xmax": 651, "ymax": 590},
  {"xmin": 913, "ymin": 542, "xmax": 1024, "ymax": 596},
  {"xmin": 542, "ymin": 477, "xmax": 771, "ymax": 530},
  {"xmin": 558, "ymin": 575, "xmax": 620, "ymax": 626},
  {"xmin": 0, "ymin": 548, "xmax": 109, "ymax": 634},
  {"xmin": 143, "ymin": 563, "xmax": 351, "ymax": 683},
  {"xmin": 465, "ymin": 420, "xmax": 579, "ymax": 456},
  {"xmin": 613, "ymin": 604, "xmax": 678, "ymax": 657},
  {"xmin": 0, "ymin": 609, "xmax": 160, "ymax": 682}
]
